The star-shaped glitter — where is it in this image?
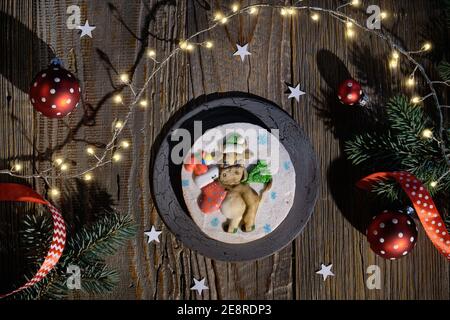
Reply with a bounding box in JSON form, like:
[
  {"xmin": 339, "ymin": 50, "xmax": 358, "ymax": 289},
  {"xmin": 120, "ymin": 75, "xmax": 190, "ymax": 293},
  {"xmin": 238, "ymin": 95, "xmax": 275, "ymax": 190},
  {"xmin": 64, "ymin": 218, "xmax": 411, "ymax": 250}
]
[
  {"xmin": 191, "ymin": 278, "xmax": 209, "ymax": 295},
  {"xmin": 233, "ymin": 43, "xmax": 251, "ymax": 62},
  {"xmin": 77, "ymin": 20, "xmax": 96, "ymax": 38},
  {"xmin": 144, "ymin": 226, "xmax": 162, "ymax": 243},
  {"xmin": 288, "ymin": 84, "xmax": 306, "ymax": 102},
  {"xmin": 316, "ymin": 263, "xmax": 334, "ymax": 281}
]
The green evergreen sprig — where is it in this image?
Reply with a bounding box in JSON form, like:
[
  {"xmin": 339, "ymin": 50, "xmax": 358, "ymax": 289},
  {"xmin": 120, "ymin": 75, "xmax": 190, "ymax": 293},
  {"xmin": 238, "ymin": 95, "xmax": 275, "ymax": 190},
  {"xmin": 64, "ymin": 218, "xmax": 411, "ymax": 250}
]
[
  {"xmin": 346, "ymin": 96, "xmax": 450, "ymax": 201},
  {"xmin": 438, "ymin": 61, "xmax": 450, "ymax": 83},
  {"xmin": 12, "ymin": 211, "xmax": 136, "ymax": 300}
]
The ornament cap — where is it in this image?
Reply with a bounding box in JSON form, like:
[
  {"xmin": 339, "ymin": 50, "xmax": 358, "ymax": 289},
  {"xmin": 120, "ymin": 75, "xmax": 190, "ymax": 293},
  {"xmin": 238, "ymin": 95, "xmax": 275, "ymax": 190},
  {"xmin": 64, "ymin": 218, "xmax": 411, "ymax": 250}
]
[
  {"xmin": 403, "ymin": 206, "xmax": 417, "ymax": 217},
  {"xmin": 358, "ymin": 92, "xmax": 369, "ymax": 107},
  {"xmin": 50, "ymin": 57, "xmax": 63, "ymax": 67}
]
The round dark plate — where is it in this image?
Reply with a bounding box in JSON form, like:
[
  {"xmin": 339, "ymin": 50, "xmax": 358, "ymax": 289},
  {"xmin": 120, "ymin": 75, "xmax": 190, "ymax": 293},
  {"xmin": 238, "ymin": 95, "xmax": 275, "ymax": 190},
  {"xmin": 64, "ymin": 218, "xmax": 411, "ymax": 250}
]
[{"xmin": 152, "ymin": 93, "xmax": 319, "ymax": 261}]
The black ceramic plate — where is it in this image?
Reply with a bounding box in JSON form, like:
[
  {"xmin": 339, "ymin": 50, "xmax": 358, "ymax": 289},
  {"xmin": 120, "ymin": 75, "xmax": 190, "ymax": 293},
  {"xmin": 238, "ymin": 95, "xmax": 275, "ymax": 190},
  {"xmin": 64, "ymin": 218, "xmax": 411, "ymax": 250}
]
[{"xmin": 152, "ymin": 93, "xmax": 319, "ymax": 261}]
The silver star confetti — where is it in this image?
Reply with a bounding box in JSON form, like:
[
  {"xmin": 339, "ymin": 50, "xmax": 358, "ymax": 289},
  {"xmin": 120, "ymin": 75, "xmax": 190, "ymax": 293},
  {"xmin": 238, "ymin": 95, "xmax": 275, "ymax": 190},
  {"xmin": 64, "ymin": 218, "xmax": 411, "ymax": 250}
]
[
  {"xmin": 287, "ymin": 83, "xmax": 306, "ymax": 102},
  {"xmin": 233, "ymin": 43, "xmax": 251, "ymax": 62},
  {"xmin": 191, "ymin": 278, "xmax": 209, "ymax": 295},
  {"xmin": 316, "ymin": 263, "xmax": 335, "ymax": 281},
  {"xmin": 77, "ymin": 20, "xmax": 96, "ymax": 38},
  {"xmin": 144, "ymin": 226, "xmax": 162, "ymax": 244}
]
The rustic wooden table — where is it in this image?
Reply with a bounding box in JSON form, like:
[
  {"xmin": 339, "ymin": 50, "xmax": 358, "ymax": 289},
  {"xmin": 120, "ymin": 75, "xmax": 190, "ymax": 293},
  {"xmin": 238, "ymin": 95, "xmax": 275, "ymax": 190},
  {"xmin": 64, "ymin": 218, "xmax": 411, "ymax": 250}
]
[{"xmin": 1, "ymin": 0, "xmax": 449, "ymax": 300}]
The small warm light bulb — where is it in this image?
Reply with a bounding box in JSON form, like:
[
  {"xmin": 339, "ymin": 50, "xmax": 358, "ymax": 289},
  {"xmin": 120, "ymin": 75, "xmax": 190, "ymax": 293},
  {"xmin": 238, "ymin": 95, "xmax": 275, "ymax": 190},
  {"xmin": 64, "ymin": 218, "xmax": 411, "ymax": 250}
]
[
  {"xmin": 346, "ymin": 29, "xmax": 356, "ymax": 38},
  {"xmin": 351, "ymin": 0, "xmax": 361, "ymax": 6},
  {"xmin": 249, "ymin": 7, "xmax": 258, "ymax": 15},
  {"xmin": 346, "ymin": 21, "xmax": 354, "ymax": 28},
  {"xmin": 147, "ymin": 49, "xmax": 156, "ymax": 58},
  {"xmin": 60, "ymin": 163, "xmax": 69, "ymax": 171},
  {"xmin": 214, "ymin": 12, "xmax": 224, "ymax": 21},
  {"xmin": 220, "ymin": 17, "xmax": 228, "ymax": 24},
  {"xmin": 287, "ymin": 8, "xmax": 296, "ymax": 15},
  {"xmin": 54, "ymin": 158, "xmax": 64, "ymax": 166},
  {"xmin": 139, "ymin": 100, "xmax": 148, "ymax": 108},
  {"xmin": 406, "ymin": 77, "xmax": 416, "ymax": 87},
  {"xmin": 120, "ymin": 74, "xmax": 130, "ymax": 83},
  {"xmin": 280, "ymin": 8, "xmax": 288, "ymax": 16},
  {"xmin": 430, "ymin": 181, "xmax": 438, "ymax": 188},
  {"xmin": 114, "ymin": 94, "xmax": 123, "ymax": 104},
  {"xmin": 86, "ymin": 147, "xmax": 95, "ymax": 155},
  {"xmin": 121, "ymin": 140, "xmax": 130, "ymax": 149},
  {"xmin": 392, "ymin": 51, "xmax": 400, "ymax": 60},
  {"xmin": 113, "ymin": 153, "xmax": 122, "ymax": 162},
  {"xmin": 84, "ymin": 173, "xmax": 93, "ymax": 182},
  {"xmin": 389, "ymin": 59, "xmax": 398, "ymax": 69},
  {"xmin": 422, "ymin": 42, "xmax": 432, "ymax": 51},
  {"xmin": 50, "ymin": 188, "xmax": 60, "ymax": 197},
  {"xmin": 179, "ymin": 41, "xmax": 188, "ymax": 50},
  {"xmin": 13, "ymin": 163, "xmax": 23, "ymax": 171},
  {"xmin": 421, "ymin": 129, "xmax": 433, "ymax": 139},
  {"xmin": 115, "ymin": 121, "xmax": 124, "ymax": 129},
  {"xmin": 311, "ymin": 13, "xmax": 320, "ymax": 21},
  {"xmin": 380, "ymin": 11, "xmax": 388, "ymax": 19},
  {"xmin": 411, "ymin": 96, "xmax": 421, "ymax": 104},
  {"xmin": 205, "ymin": 41, "xmax": 213, "ymax": 49},
  {"xmin": 186, "ymin": 44, "xmax": 194, "ymax": 51},
  {"xmin": 231, "ymin": 4, "xmax": 239, "ymax": 12}
]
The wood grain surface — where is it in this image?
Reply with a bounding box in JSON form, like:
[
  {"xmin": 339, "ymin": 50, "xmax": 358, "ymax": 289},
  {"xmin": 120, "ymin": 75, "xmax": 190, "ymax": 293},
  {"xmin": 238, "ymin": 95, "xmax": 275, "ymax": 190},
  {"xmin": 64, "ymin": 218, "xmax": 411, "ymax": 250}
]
[{"xmin": 1, "ymin": 0, "xmax": 449, "ymax": 300}]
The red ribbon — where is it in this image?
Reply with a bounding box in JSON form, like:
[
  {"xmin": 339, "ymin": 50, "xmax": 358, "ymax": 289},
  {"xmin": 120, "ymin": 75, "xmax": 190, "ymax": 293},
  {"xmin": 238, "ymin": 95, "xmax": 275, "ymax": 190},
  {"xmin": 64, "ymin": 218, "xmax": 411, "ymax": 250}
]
[
  {"xmin": 358, "ymin": 172, "xmax": 450, "ymax": 261},
  {"xmin": 0, "ymin": 184, "xmax": 66, "ymax": 298}
]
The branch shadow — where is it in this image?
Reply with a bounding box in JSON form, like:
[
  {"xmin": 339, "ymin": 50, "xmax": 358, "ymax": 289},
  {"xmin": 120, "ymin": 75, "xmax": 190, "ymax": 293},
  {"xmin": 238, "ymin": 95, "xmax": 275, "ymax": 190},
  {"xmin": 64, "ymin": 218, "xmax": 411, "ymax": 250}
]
[
  {"xmin": 0, "ymin": 11, "xmax": 55, "ymax": 93},
  {"xmin": 313, "ymin": 49, "xmax": 389, "ymax": 234},
  {"xmin": 419, "ymin": 4, "xmax": 449, "ymax": 65},
  {"xmin": 0, "ymin": 0, "xmax": 177, "ymax": 167}
]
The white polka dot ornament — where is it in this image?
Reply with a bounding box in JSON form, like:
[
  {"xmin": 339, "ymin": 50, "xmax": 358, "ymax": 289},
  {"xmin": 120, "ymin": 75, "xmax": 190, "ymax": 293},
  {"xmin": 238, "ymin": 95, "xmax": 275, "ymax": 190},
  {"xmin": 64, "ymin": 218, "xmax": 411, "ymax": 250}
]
[
  {"xmin": 29, "ymin": 58, "xmax": 81, "ymax": 119},
  {"xmin": 358, "ymin": 171, "xmax": 450, "ymax": 261},
  {"xmin": 367, "ymin": 211, "xmax": 418, "ymax": 260}
]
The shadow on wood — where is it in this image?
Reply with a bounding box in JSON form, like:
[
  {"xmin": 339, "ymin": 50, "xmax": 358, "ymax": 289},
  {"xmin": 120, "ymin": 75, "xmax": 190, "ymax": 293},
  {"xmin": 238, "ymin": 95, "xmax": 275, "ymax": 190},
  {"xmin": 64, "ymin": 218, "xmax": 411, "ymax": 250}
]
[
  {"xmin": 0, "ymin": 178, "xmax": 33, "ymax": 293},
  {"xmin": 0, "ymin": 10, "xmax": 55, "ymax": 93},
  {"xmin": 314, "ymin": 49, "xmax": 377, "ymax": 234}
]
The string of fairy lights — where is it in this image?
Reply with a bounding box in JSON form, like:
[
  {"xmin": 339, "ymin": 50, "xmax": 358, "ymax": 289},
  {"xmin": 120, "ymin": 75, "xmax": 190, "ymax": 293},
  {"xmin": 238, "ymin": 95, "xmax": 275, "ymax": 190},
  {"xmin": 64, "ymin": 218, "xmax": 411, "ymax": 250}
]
[{"xmin": 1, "ymin": 0, "xmax": 449, "ymax": 198}]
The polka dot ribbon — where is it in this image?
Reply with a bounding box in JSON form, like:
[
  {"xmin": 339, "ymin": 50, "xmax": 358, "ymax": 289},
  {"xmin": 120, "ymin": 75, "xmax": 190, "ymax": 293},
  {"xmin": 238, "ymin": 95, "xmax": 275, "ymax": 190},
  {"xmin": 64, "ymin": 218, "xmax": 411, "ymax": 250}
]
[
  {"xmin": 357, "ymin": 172, "xmax": 450, "ymax": 261},
  {"xmin": 0, "ymin": 184, "xmax": 66, "ymax": 299}
]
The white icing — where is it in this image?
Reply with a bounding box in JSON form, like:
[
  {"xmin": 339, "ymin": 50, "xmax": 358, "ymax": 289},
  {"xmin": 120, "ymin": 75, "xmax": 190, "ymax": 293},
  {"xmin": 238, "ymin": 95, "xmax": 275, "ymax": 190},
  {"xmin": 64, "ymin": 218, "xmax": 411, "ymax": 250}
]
[{"xmin": 181, "ymin": 123, "xmax": 296, "ymax": 244}]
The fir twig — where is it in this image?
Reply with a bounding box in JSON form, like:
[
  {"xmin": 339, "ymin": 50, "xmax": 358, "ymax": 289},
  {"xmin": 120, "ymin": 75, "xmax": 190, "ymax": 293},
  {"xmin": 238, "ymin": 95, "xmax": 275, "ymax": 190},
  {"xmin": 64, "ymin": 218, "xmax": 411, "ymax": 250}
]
[
  {"xmin": 12, "ymin": 211, "xmax": 136, "ymax": 300},
  {"xmin": 345, "ymin": 95, "xmax": 450, "ymax": 220}
]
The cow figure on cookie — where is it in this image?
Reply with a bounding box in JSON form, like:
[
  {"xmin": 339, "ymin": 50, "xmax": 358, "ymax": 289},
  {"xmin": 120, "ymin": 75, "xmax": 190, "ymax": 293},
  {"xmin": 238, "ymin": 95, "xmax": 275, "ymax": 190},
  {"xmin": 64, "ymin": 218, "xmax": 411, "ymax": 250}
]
[{"xmin": 187, "ymin": 133, "xmax": 272, "ymax": 234}]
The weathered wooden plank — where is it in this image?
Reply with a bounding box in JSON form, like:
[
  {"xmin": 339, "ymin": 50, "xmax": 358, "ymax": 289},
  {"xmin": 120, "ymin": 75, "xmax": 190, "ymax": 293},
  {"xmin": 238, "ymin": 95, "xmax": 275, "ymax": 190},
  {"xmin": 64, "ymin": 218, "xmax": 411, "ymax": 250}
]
[
  {"xmin": 0, "ymin": 0, "xmax": 40, "ymax": 292},
  {"xmin": 293, "ymin": 0, "xmax": 450, "ymax": 300},
  {"xmin": 1, "ymin": 0, "xmax": 448, "ymax": 300}
]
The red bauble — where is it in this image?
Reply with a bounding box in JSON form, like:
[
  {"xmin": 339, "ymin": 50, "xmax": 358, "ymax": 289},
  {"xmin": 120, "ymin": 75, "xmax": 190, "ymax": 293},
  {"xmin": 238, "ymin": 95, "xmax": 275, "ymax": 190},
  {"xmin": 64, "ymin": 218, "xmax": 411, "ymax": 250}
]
[
  {"xmin": 29, "ymin": 59, "xmax": 81, "ymax": 118},
  {"xmin": 337, "ymin": 79, "xmax": 368, "ymax": 106},
  {"xmin": 367, "ymin": 210, "xmax": 418, "ymax": 260}
]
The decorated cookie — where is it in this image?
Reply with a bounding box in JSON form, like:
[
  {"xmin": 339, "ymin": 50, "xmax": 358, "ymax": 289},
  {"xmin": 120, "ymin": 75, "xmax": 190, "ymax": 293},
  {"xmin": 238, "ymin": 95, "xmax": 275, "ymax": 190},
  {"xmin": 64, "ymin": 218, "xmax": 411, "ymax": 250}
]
[{"xmin": 181, "ymin": 123, "xmax": 296, "ymax": 244}]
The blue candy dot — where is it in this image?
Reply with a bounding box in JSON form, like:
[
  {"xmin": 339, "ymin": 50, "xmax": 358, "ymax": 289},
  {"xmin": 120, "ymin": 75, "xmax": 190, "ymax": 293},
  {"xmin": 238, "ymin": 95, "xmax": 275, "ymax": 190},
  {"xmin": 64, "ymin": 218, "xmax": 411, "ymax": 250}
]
[
  {"xmin": 263, "ymin": 224, "xmax": 272, "ymax": 234},
  {"xmin": 182, "ymin": 180, "xmax": 190, "ymax": 187},
  {"xmin": 271, "ymin": 192, "xmax": 277, "ymax": 200},
  {"xmin": 258, "ymin": 134, "xmax": 268, "ymax": 145},
  {"xmin": 211, "ymin": 217, "xmax": 220, "ymax": 227},
  {"xmin": 283, "ymin": 161, "xmax": 291, "ymax": 171}
]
